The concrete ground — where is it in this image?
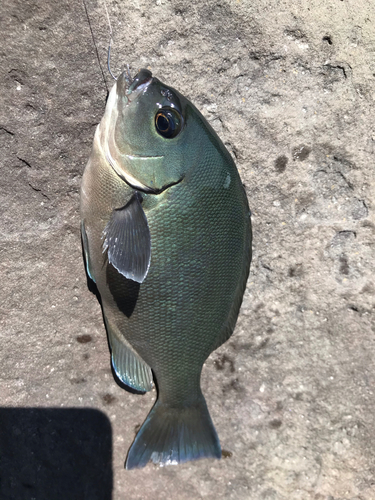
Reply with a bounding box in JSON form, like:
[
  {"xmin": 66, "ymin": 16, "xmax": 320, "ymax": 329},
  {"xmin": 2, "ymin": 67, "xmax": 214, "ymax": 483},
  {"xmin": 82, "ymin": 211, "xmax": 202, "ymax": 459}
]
[{"xmin": 1, "ymin": 0, "xmax": 374, "ymax": 498}]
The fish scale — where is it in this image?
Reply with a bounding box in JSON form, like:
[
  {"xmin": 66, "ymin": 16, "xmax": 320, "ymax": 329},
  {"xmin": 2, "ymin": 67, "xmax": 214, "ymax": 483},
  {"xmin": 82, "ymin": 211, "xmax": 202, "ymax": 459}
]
[{"xmin": 80, "ymin": 68, "xmax": 251, "ymax": 468}]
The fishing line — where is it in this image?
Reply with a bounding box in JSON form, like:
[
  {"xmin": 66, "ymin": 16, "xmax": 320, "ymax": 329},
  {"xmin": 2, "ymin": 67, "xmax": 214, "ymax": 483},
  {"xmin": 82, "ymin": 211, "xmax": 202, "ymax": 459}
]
[
  {"xmin": 103, "ymin": 0, "xmax": 118, "ymax": 80},
  {"xmin": 107, "ymin": 37, "xmax": 117, "ymax": 81},
  {"xmin": 82, "ymin": 0, "xmax": 109, "ymax": 93}
]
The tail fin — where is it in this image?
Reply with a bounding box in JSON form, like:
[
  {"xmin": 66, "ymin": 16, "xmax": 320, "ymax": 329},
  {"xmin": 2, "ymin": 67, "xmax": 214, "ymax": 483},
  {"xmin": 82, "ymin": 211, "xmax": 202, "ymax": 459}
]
[{"xmin": 126, "ymin": 397, "xmax": 221, "ymax": 469}]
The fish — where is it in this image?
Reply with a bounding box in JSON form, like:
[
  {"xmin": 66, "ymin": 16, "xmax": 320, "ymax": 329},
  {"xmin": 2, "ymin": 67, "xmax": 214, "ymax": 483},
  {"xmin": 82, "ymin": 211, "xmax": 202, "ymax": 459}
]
[{"xmin": 80, "ymin": 68, "xmax": 252, "ymax": 469}]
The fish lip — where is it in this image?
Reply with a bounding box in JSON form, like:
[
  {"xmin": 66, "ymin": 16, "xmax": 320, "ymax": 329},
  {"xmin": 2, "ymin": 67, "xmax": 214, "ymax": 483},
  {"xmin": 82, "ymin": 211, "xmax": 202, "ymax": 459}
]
[
  {"xmin": 127, "ymin": 69, "xmax": 153, "ymax": 95},
  {"xmin": 115, "ymin": 69, "xmax": 153, "ymax": 104},
  {"xmin": 128, "ymin": 77, "xmax": 153, "ymax": 97}
]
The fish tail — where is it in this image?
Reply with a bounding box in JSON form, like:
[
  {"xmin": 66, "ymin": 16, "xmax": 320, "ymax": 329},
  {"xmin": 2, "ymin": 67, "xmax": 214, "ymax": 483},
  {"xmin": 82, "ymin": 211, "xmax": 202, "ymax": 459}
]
[{"xmin": 125, "ymin": 397, "xmax": 221, "ymax": 469}]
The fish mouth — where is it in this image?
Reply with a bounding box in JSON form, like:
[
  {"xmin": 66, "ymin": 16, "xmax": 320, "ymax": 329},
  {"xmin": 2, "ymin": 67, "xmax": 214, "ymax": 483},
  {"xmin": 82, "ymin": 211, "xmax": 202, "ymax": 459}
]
[
  {"xmin": 124, "ymin": 69, "xmax": 153, "ymax": 96},
  {"xmin": 115, "ymin": 68, "xmax": 153, "ymax": 103}
]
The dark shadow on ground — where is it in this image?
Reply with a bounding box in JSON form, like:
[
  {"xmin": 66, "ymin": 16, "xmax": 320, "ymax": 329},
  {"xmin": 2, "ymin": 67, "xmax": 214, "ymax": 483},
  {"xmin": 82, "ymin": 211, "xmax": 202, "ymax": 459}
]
[{"xmin": 0, "ymin": 408, "xmax": 112, "ymax": 500}]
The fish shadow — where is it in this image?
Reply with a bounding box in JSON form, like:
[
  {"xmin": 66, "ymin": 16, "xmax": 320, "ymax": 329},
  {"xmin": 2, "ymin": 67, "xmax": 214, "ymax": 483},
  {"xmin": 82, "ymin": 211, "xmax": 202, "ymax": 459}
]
[{"xmin": 0, "ymin": 407, "xmax": 112, "ymax": 500}]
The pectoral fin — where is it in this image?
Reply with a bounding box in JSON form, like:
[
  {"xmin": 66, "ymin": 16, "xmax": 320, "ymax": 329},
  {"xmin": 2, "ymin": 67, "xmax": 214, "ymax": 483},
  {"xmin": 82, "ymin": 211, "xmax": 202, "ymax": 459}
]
[
  {"xmin": 104, "ymin": 315, "xmax": 153, "ymax": 392},
  {"xmin": 102, "ymin": 192, "xmax": 151, "ymax": 283}
]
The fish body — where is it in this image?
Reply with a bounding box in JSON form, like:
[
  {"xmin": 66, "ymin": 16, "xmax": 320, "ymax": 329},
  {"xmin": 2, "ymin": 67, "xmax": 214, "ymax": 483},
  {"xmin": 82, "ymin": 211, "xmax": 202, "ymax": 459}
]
[{"xmin": 80, "ymin": 69, "xmax": 252, "ymax": 469}]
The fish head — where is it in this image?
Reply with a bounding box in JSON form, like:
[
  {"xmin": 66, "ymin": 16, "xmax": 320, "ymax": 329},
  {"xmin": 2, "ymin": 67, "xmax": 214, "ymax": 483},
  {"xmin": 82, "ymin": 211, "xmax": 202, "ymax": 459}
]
[{"xmin": 100, "ymin": 68, "xmax": 198, "ymax": 194}]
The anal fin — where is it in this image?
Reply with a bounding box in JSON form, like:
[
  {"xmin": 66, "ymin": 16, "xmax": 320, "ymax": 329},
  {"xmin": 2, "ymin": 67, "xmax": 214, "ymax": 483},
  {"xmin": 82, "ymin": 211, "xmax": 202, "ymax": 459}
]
[{"xmin": 104, "ymin": 315, "xmax": 153, "ymax": 392}]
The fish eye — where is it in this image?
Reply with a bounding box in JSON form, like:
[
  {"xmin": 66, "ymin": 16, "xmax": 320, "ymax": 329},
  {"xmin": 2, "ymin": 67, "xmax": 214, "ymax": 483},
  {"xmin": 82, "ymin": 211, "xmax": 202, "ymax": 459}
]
[{"xmin": 155, "ymin": 108, "xmax": 183, "ymax": 139}]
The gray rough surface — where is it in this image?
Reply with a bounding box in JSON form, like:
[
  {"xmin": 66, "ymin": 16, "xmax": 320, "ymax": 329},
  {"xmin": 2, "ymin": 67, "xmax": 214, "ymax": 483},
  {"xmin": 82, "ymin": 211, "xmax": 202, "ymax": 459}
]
[{"xmin": 1, "ymin": 0, "xmax": 374, "ymax": 498}]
